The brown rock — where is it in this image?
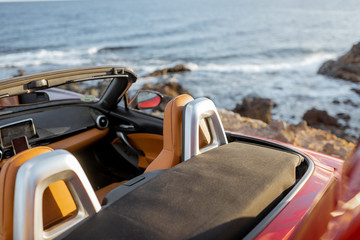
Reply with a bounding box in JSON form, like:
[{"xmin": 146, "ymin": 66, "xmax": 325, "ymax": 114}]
[
  {"xmin": 233, "ymin": 97, "xmax": 274, "ymax": 123},
  {"xmin": 140, "ymin": 80, "xmax": 356, "ymax": 160},
  {"xmin": 141, "ymin": 81, "xmax": 191, "ymax": 97},
  {"xmin": 303, "ymin": 108, "xmax": 340, "ymax": 127},
  {"xmin": 339, "ymin": 42, "xmax": 360, "ymax": 64},
  {"xmin": 337, "ymin": 113, "xmax": 351, "ymax": 121},
  {"xmin": 295, "ymin": 121, "xmax": 308, "ymax": 131},
  {"xmin": 143, "ymin": 65, "xmax": 191, "ymax": 78},
  {"xmin": 318, "ymin": 42, "xmax": 360, "ymax": 83},
  {"xmin": 343, "ymin": 99, "xmax": 359, "ymax": 107},
  {"xmin": 13, "ymin": 69, "xmax": 25, "ymax": 77},
  {"xmin": 218, "ymin": 108, "xmax": 355, "ymax": 160},
  {"xmin": 318, "ymin": 60, "xmax": 337, "ymax": 76},
  {"xmin": 269, "ymin": 120, "xmax": 286, "ymax": 131},
  {"xmin": 352, "ymin": 88, "xmax": 360, "ymax": 96}
]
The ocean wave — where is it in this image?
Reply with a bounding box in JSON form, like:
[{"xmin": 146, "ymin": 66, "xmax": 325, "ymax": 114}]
[
  {"xmin": 0, "ymin": 48, "xmax": 98, "ymax": 68},
  {"xmin": 187, "ymin": 62, "xmax": 200, "ymax": 71},
  {"xmin": 0, "ymin": 44, "xmax": 66, "ymax": 54},
  {"xmin": 0, "ymin": 45, "xmax": 338, "ymax": 78},
  {"xmin": 0, "ymin": 46, "xmax": 40, "ymax": 54},
  {"xmin": 117, "ymin": 28, "xmax": 186, "ymax": 42},
  {"xmin": 193, "ymin": 53, "xmax": 337, "ymax": 73},
  {"xmin": 173, "ymin": 53, "xmax": 249, "ymax": 62},
  {"xmin": 259, "ymin": 47, "xmax": 334, "ymax": 58},
  {"xmin": 98, "ymin": 46, "xmax": 139, "ymax": 53},
  {"xmin": 86, "ymin": 45, "xmax": 139, "ymax": 55},
  {"xmin": 0, "ymin": 44, "xmax": 141, "ymax": 69}
]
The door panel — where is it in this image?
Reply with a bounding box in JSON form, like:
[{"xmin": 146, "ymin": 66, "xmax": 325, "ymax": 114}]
[
  {"xmin": 127, "ymin": 133, "xmax": 163, "ymax": 169},
  {"xmin": 109, "ymin": 107, "xmax": 163, "ymax": 169}
]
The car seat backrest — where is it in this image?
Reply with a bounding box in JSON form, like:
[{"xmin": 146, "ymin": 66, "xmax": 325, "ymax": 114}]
[
  {"xmin": 145, "ymin": 94, "xmax": 194, "ymax": 172},
  {"xmin": 144, "ymin": 94, "xmax": 223, "ymax": 173},
  {"xmin": 0, "ymin": 147, "xmax": 101, "ymax": 240}
]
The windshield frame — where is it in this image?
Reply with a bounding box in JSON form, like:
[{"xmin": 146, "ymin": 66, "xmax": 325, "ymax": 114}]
[{"xmin": 0, "ymin": 66, "xmax": 137, "ymax": 112}]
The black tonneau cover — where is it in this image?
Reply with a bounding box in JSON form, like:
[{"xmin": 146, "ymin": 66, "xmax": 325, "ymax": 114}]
[{"xmin": 61, "ymin": 142, "xmax": 303, "ymax": 240}]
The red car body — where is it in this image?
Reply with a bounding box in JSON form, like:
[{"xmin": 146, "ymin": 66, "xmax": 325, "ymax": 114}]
[{"xmin": 253, "ymin": 139, "xmax": 359, "ymax": 240}]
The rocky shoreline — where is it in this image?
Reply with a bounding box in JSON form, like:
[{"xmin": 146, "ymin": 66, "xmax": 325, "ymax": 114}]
[
  {"xmin": 218, "ymin": 109, "xmax": 354, "ymax": 160},
  {"xmin": 318, "ymin": 42, "xmax": 360, "ymax": 83},
  {"xmin": 13, "ymin": 51, "xmax": 359, "ymax": 160},
  {"xmin": 140, "ymin": 64, "xmax": 357, "ymax": 160}
]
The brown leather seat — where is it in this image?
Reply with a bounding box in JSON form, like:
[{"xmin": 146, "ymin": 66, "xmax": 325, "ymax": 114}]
[
  {"xmin": 96, "ymin": 95, "xmax": 196, "ymax": 201},
  {"xmin": 0, "ymin": 147, "xmax": 77, "ymax": 240},
  {"xmin": 98, "ymin": 94, "xmax": 210, "ymax": 201},
  {"xmin": 145, "ymin": 94, "xmax": 194, "ymax": 173}
]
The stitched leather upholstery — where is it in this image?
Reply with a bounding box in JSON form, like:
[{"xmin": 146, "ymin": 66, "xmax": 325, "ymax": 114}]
[{"xmin": 145, "ymin": 94, "xmax": 194, "ymax": 173}]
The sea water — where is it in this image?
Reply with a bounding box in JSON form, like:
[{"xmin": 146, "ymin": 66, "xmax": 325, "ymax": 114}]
[{"xmin": 1, "ymin": 0, "xmax": 360, "ymax": 137}]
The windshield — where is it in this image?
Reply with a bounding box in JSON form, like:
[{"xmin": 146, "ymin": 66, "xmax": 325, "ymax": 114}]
[{"xmin": 0, "ymin": 77, "xmax": 112, "ymax": 108}]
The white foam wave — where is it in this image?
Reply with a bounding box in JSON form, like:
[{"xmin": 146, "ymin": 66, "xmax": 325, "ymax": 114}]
[
  {"xmin": 187, "ymin": 62, "xmax": 199, "ymax": 71},
  {"xmin": 87, "ymin": 47, "xmax": 99, "ymax": 55},
  {"xmin": 0, "ymin": 48, "xmax": 98, "ymax": 68},
  {"xmin": 194, "ymin": 53, "xmax": 337, "ymax": 73}
]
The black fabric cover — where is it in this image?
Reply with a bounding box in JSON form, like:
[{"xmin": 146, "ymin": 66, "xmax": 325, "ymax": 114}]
[{"xmin": 61, "ymin": 142, "xmax": 303, "ymax": 240}]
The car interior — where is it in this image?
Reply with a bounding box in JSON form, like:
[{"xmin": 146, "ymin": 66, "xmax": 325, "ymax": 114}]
[{"xmin": 0, "ymin": 69, "xmax": 311, "ymax": 239}]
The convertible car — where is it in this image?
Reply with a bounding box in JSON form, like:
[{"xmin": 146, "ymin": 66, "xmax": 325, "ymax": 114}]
[{"xmin": 0, "ymin": 66, "xmax": 359, "ymax": 240}]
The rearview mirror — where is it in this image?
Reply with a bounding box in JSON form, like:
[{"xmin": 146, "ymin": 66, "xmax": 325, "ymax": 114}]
[
  {"xmin": 19, "ymin": 92, "xmax": 49, "ymax": 104},
  {"xmin": 129, "ymin": 90, "xmax": 162, "ymax": 109}
]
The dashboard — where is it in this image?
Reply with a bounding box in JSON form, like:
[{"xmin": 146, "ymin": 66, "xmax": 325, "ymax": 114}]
[{"xmin": 0, "ymin": 105, "xmax": 108, "ymax": 161}]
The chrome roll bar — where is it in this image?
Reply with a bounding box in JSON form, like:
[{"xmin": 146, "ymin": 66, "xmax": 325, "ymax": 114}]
[
  {"xmin": 13, "ymin": 149, "xmax": 101, "ymax": 240},
  {"xmin": 182, "ymin": 97, "xmax": 228, "ymax": 161}
]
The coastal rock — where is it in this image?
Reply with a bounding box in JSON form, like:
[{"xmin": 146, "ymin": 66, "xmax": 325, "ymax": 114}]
[
  {"xmin": 143, "ymin": 65, "xmax": 191, "ymax": 78},
  {"xmin": 219, "ymin": 109, "xmax": 355, "ymax": 160},
  {"xmin": 303, "ymin": 108, "xmax": 340, "ymax": 127},
  {"xmin": 343, "ymin": 99, "xmax": 359, "ymax": 107},
  {"xmin": 233, "ymin": 97, "xmax": 274, "ymax": 123},
  {"xmin": 318, "ymin": 42, "xmax": 360, "ymax": 83},
  {"xmin": 143, "ymin": 81, "xmax": 355, "ymax": 159},
  {"xmin": 13, "ymin": 69, "xmax": 25, "ymax": 77},
  {"xmin": 352, "ymin": 88, "xmax": 360, "ymax": 96},
  {"xmin": 141, "ymin": 81, "xmax": 191, "ymax": 97},
  {"xmin": 302, "ymin": 108, "xmax": 353, "ymax": 140},
  {"xmin": 336, "ymin": 113, "xmax": 351, "ymax": 121},
  {"xmin": 140, "ymin": 81, "xmax": 191, "ymax": 112}
]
